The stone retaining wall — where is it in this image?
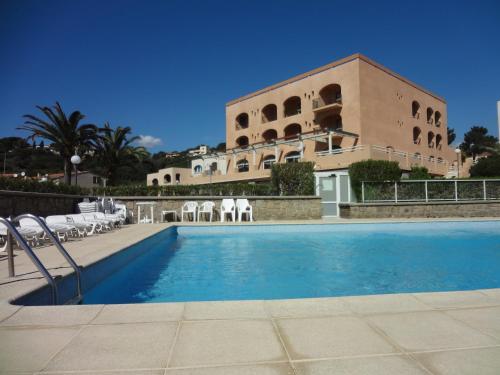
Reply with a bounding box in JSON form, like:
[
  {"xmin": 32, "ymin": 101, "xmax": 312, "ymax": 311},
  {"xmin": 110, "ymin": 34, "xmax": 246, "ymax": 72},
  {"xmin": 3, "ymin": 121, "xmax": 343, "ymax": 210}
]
[
  {"xmin": 0, "ymin": 190, "xmax": 85, "ymax": 218},
  {"xmin": 112, "ymin": 196, "xmax": 322, "ymax": 222},
  {"xmin": 339, "ymin": 201, "xmax": 500, "ymax": 219}
]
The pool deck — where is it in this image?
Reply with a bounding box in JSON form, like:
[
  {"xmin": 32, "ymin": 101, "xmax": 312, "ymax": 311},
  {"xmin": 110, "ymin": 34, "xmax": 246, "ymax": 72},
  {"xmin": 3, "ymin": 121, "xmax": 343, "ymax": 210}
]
[{"xmin": 1, "ymin": 219, "xmax": 500, "ymax": 374}]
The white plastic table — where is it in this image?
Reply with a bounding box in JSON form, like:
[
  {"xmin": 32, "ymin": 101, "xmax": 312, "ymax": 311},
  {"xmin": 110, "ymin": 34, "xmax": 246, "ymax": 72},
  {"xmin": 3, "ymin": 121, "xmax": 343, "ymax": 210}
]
[{"xmin": 136, "ymin": 201, "xmax": 156, "ymax": 224}]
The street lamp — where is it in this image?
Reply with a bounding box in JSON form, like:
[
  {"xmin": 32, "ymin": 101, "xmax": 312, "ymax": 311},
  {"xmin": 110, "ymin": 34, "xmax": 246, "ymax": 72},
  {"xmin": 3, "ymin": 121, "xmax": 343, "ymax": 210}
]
[
  {"xmin": 71, "ymin": 153, "xmax": 81, "ymax": 186},
  {"xmin": 454, "ymin": 148, "xmax": 461, "ymax": 178}
]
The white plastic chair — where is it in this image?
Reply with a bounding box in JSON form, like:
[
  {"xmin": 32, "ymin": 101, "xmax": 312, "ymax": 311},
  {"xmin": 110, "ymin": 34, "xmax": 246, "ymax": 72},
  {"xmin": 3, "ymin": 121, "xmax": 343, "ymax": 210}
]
[
  {"xmin": 197, "ymin": 201, "xmax": 215, "ymax": 222},
  {"xmin": 236, "ymin": 198, "xmax": 253, "ymax": 222},
  {"xmin": 220, "ymin": 199, "xmax": 236, "ymax": 222},
  {"xmin": 181, "ymin": 201, "xmax": 198, "ymax": 222}
]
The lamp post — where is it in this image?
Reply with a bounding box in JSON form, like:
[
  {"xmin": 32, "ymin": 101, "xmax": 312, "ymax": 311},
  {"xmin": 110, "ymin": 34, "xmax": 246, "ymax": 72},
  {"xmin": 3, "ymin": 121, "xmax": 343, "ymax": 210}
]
[
  {"xmin": 71, "ymin": 153, "xmax": 81, "ymax": 186},
  {"xmin": 454, "ymin": 148, "xmax": 461, "ymax": 178}
]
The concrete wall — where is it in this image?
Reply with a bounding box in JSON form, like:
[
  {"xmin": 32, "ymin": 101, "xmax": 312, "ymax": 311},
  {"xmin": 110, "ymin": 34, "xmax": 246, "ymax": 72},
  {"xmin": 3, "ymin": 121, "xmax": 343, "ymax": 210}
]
[
  {"xmin": 111, "ymin": 196, "xmax": 322, "ymax": 223},
  {"xmin": 339, "ymin": 201, "xmax": 500, "ymax": 219},
  {"xmin": 0, "ymin": 190, "xmax": 85, "ymax": 218}
]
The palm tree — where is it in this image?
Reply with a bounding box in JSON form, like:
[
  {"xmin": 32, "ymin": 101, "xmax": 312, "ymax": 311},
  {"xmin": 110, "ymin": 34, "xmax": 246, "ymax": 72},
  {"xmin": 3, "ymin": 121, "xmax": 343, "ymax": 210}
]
[
  {"xmin": 91, "ymin": 123, "xmax": 149, "ymax": 185},
  {"xmin": 18, "ymin": 102, "xmax": 97, "ymax": 184}
]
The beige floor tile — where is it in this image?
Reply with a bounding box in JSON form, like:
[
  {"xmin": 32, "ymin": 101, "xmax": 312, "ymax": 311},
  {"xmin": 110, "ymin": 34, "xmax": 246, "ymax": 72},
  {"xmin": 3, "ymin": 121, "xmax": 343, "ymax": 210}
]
[
  {"xmin": 265, "ymin": 298, "xmax": 351, "ymax": 318},
  {"xmin": 0, "ymin": 302, "xmax": 22, "ymax": 322},
  {"xmin": 276, "ymin": 316, "xmax": 397, "ymax": 360},
  {"xmin": 40, "ymin": 371, "xmax": 164, "ymax": 375},
  {"xmin": 294, "ymin": 355, "xmax": 428, "ymax": 374},
  {"xmin": 414, "ymin": 347, "xmax": 500, "ymax": 375},
  {"xmin": 342, "ymin": 294, "xmax": 431, "ymax": 315},
  {"xmin": 44, "ymin": 322, "xmax": 177, "ymax": 371},
  {"xmin": 183, "ymin": 300, "xmax": 268, "ymax": 320},
  {"xmin": 368, "ymin": 311, "xmax": 499, "ymax": 352},
  {"xmin": 479, "ymin": 288, "xmax": 500, "ymax": 302},
  {"xmin": 413, "ymin": 291, "xmax": 498, "ymax": 309},
  {"xmin": 166, "ymin": 363, "xmax": 294, "ymax": 374},
  {"xmin": 446, "ymin": 306, "xmax": 500, "ymax": 339},
  {"xmin": 0, "ymin": 326, "xmax": 79, "ymax": 372},
  {"xmin": 92, "ymin": 302, "xmax": 184, "ymax": 324},
  {"xmin": 1, "ymin": 304, "xmax": 103, "ymax": 326},
  {"xmin": 169, "ymin": 320, "xmax": 286, "ymax": 367}
]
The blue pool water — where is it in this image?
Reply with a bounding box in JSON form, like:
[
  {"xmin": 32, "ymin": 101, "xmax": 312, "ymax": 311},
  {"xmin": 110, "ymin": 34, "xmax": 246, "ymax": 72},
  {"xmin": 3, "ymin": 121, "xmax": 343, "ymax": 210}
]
[{"xmin": 82, "ymin": 221, "xmax": 500, "ymax": 304}]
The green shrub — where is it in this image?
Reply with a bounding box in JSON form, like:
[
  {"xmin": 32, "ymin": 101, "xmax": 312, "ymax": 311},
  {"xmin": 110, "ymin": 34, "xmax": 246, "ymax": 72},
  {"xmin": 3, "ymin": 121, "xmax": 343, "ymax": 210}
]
[
  {"xmin": 0, "ymin": 176, "xmax": 89, "ymax": 195},
  {"xmin": 349, "ymin": 160, "xmax": 401, "ymax": 200},
  {"xmin": 470, "ymin": 156, "xmax": 500, "ymax": 177},
  {"xmin": 92, "ymin": 182, "xmax": 275, "ymax": 197},
  {"xmin": 271, "ymin": 162, "xmax": 315, "ymax": 196},
  {"xmin": 408, "ymin": 166, "xmax": 431, "ymax": 180}
]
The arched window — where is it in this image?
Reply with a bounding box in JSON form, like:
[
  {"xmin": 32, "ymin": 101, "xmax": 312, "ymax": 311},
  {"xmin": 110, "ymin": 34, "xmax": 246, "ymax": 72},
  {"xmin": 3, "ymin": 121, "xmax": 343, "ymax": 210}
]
[
  {"xmin": 194, "ymin": 165, "xmax": 203, "ymax": 174},
  {"xmin": 283, "ymin": 96, "xmax": 301, "ymax": 117},
  {"xmin": 426, "ymin": 107, "xmax": 434, "ymax": 124},
  {"xmin": 437, "ymin": 157, "xmax": 443, "ymax": 163},
  {"xmin": 263, "ymin": 155, "xmax": 276, "ymax": 170},
  {"xmin": 413, "ymin": 152, "xmax": 421, "ymax": 160},
  {"xmin": 164, "ymin": 174, "xmax": 171, "ymax": 184},
  {"xmin": 434, "ymin": 111, "xmax": 442, "ymax": 126},
  {"xmin": 152, "ymin": 178, "xmax": 158, "ymax": 186},
  {"xmin": 317, "ymin": 84, "xmax": 342, "ymax": 106},
  {"xmin": 175, "ymin": 173, "xmax": 180, "ymax": 183},
  {"xmin": 262, "ymin": 129, "xmax": 278, "ymax": 143},
  {"xmin": 320, "ymin": 114, "xmax": 343, "ymax": 131},
  {"xmin": 284, "ymin": 151, "xmax": 301, "ymax": 163},
  {"xmin": 284, "ymin": 123, "xmax": 302, "ymax": 139},
  {"xmin": 413, "ymin": 127, "xmax": 421, "ymax": 144},
  {"xmin": 428, "ymin": 131, "xmax": 435, "ymax": 148},
  {"xmin": 235, "ymin": 113, "xmax": 249, "ymax": 129},
  {"xmin": 412, "ymin": 101, "xmax": 420, "ymax": 118},
  {"xmin": 237, "ymin": 159, "xmax": 249, "ymax": 172},
  {"xmin": 435, "ymin": 134, "xmax": 442, "ymax": 149},
  {"xmin": 261, "ymin": 104, "xmax": 277, "ymax": 123},
  {"xmin": 236, "ymin": 135, "xmax": 249, "ymax": 148}
]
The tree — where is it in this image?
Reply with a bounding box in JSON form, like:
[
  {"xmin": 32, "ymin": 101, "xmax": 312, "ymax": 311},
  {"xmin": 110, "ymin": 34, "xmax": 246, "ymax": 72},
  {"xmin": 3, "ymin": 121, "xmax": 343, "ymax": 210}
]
[
  {"xmin": 18, "ymin": 102, "xmax": 96, "ymax": 184},
  {"xmin": 447, "ymin": 128, "xmax": 456, "ymax": 145},
  {"xmin": 460, "ymin": 126, "xmax": 498, "ymax": 157},
  {"xmin": 408, "ymin": 166, "xmax": 431, "ymax": 180},
  {"xmin": 469, "ymin": 155, "xmax": 500, "ymax": 177},
  {"xmin": 90, "ymin": 123, "xmax": 149, "ymax": 185}
]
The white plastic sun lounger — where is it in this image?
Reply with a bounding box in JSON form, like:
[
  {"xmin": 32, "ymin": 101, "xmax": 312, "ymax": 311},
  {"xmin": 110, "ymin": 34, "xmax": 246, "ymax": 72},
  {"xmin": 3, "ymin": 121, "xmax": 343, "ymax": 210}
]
[
  {"xmin": 46, "ymin": 215, "xmax": 88, "ymax": 237},
  {"xmin": 66, "ymin": 214, "xmax": 102, "ymax": 235},
  {"xmin": 19, "ymin": 217, "xmax": 75, "ymax": 242},
  {"xmin": 0, "ymin": 222, "xmax": 43, "ymax": 248}
]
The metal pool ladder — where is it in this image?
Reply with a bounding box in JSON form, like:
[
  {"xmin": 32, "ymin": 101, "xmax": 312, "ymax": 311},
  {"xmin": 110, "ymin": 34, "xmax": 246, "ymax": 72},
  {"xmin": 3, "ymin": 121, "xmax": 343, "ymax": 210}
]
[{"xmin": 1, "ymin": 214, "xmax": 83, "ymax": 305}]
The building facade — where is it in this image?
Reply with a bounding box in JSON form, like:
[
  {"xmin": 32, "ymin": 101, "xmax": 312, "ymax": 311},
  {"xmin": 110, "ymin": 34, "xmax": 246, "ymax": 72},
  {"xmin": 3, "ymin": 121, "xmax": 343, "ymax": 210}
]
[{"xmin": 147, "ymin": 54, "xmax": 455, "ymax": 187}]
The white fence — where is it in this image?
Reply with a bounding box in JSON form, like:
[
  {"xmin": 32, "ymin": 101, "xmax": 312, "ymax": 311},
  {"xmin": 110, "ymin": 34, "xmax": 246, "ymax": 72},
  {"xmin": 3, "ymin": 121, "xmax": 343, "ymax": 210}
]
[{"xmin": 361, "ymin": 179, "xmax": 500, "ymax": 203}]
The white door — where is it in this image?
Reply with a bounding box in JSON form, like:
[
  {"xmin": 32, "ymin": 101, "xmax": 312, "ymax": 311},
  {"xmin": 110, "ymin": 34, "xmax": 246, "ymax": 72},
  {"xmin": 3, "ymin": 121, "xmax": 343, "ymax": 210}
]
[{"xmin": 315, "ymin": 171, "xmax": 351, "ymax": 218}]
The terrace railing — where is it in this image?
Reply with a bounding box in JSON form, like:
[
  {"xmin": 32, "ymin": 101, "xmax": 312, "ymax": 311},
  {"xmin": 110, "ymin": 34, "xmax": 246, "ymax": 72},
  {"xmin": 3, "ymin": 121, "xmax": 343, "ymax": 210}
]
[{"xmin": 361, "ymin": 179, "xmax": 500, "ymax": 203}]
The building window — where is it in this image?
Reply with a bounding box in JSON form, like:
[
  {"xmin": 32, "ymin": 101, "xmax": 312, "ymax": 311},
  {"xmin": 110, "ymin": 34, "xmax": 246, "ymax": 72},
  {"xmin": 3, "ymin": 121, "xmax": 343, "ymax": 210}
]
[
  {"xmin": 428, "ymin": 131, "xmax": 435, "ymax": 148},
  {"xmin": 412, "ymin": 101, "xmax": 420, "ymax": 118},
  {"xmin": 426, "ymin": 107, "xmax": 434, "ymax": 124},
  {"xmin": 152, "ymin": 178, "xmax": 159, "ymax": 186},
  {"xmin": 436, "ymin": 134, "xmax": 442, "ymax": 149},
  {"xmin": 237, "ymin": 159, "xmax": 249, "ymax": 172},
  {"xmin": 284, "ymin": 123, "xmax": 302, "ymax": 139},
  {"xmin": 263, "ymin": 155, "xmax": 276, "ymax": 169},
  {"xmin": 262, "ymin": 129, "xmax": 278, "ymax": 143},
  {"xmin": 261, "ymin": 104, "xmax": 277, "ymax": 123},
  {"xmin": 236, "ymin": 135, "xmax": 249, "ymax": 148},
  {"xmin": 285, "ymin": 151, "xmax": 301, "ymax": 163},
  {"xmin": 235, "ymin": 113, "xmax": 249, "ymax": 130},
  {"xmin": 92, "ymin": 176, "xmax": 102, "ymax": 184},
  {"xmin": 435, "ymin": 111, "xmax": 442, "ymax": 127},
  {"xmin": 164, "ymin": 174, "xmax": 171, "ymax": 183},
  {"xmin": 320, "ymin": 114, "xmax": 342, "ymax": 131},
  {"xmin": 413, "ymin": 127, "xmax": 421, "ymax": 144},
  {"xmin": 283, "ymin": 96, "xmax": 301, "ymax": 117},
  {"xmin": 194, "ymin": 165, "xmax": 203, "ymax": 174},
  {"xmin": 175, "ymin": 173, "xmax": 180, "ymax": 183}
]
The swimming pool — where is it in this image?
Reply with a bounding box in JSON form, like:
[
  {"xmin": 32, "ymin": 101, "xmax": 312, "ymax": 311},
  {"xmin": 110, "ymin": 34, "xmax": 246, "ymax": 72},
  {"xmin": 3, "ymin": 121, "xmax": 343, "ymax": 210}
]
[{"xmin": 79, "ymin": 221, "xmax": 500, "ymax": 304}]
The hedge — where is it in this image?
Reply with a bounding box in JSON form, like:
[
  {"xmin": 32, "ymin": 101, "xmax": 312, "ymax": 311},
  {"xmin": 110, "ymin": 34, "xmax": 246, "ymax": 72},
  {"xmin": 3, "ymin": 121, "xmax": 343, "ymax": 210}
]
[
  {"xmin": 0, "ymin": 176, "xmax": 89, "ymax": 195},
  {"xmin": 92, "ymin": 182, "xmax": 276, "ymax": 197},
  {"xmin": 349, "ymin": 160, "xmax": 402, "ymax": 200},
  {"xmin": 271, "ymin": 162, "xmax": 315, "ymax": 196}
]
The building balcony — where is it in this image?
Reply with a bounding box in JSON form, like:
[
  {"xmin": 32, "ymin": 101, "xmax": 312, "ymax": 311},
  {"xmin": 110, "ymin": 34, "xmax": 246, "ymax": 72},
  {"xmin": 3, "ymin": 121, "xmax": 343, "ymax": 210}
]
[{"xmin": 312, "ymin": 97, "xmax": 342, "ymax": 114}]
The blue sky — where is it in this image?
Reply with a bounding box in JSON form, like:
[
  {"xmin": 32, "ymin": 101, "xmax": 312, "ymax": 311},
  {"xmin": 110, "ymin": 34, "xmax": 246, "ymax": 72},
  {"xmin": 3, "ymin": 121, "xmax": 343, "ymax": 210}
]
[{"xmin": 0, "ymin": 0, "xmax": 499, "ymax": 152}]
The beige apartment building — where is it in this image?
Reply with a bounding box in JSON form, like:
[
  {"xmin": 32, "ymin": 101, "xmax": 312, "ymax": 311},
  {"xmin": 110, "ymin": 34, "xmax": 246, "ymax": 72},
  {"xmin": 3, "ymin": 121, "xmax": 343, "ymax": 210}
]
[{"xmin": 148, "ymin": 54, "xmax": 456, "ymax": 192}]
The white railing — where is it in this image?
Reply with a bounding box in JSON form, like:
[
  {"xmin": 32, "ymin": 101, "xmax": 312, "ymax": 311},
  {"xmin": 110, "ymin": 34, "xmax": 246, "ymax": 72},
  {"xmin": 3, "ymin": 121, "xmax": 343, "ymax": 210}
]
[
  {"xmin": 315, "ymin": 145, "xmax": 365, "ymax": 156},
  {"xmin": 361, "ymin": 179, "xmax": 500, "ymax": 203}
]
